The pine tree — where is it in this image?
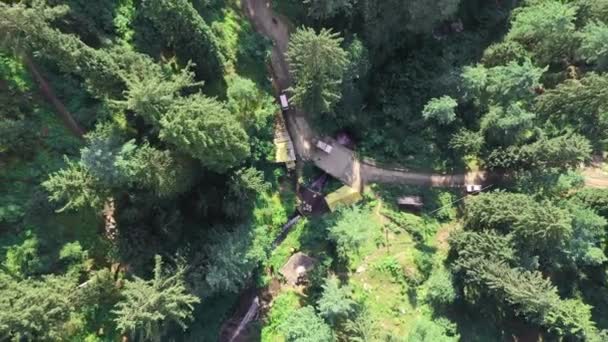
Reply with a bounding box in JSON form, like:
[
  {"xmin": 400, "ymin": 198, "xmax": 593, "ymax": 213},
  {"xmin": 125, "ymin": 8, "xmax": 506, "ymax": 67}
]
[
  {"xmin": 141, "ymin": 0, "xmax": 224, "ymax": 81},
  {"xmin": 327, "ymin": 206, "xmax": 379, "ymax": 265},
  {"xmin": 117, "ymin": 61, "xmax": 201, "ymax": 125},
  {"xmin": 202, "ymin": 225, "xmax": 271, "ymax": 295},
  {"xmin": 506, "ymin": 1, "xmax": 578, "ymax": 65},
  {"xmin": 536, "ymin": 73, "xmax": 608, "ymax": 145},
  {"xmin": 461, "ymin": 259, "xmax": 601, "ymax": 341},
  {"xmin": 0, "ymin": 273, "xmax": 79, "ymax": 341},
  {"xmin": 0, "ymin": 1, "xmax": 126, "ymax": 98},
  {"xmin": 286, "ymin": 27, "xmax": 349, "ymax": 115},
  {"xmin": 112, "ymin": 255, "xmax": 200, "ymax": 341},
  {"xmin": 462, "ymin": 59, "xmax": 546, "ymax": 109},
  {"xmin": 317, "ymin": 276, "xmax": 356, "ymax": 325},
  {"xmin": 486, "ymin": 134, "xmax": 592, "ymax": 171},
  {"xmin": 159, "ymin": 94, "xmax": 250, "ymax": 172},
  {"xmin": 303, "ymin": 0, "xmax": 356, "ymax": 20},
  {"xmin": 42, "ymin": 158, "xmax": 109, "ymax": 212},
  {"xmin": 280, "ymin": 306, "xmax": 333, "ymax": 342},
  {"xmin": 463, "ymin": 192, "xmax": 573, "ymax": 260},
  {"xmin": 578, "ymin": 21, "xmax": 608, "ymax": 70}
]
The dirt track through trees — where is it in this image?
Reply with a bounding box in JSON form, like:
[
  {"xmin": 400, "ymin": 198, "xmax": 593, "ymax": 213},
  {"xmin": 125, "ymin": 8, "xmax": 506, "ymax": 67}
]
[{"xmin": 241, "ymin": 0, "xmax": 607, "ymax": 189}]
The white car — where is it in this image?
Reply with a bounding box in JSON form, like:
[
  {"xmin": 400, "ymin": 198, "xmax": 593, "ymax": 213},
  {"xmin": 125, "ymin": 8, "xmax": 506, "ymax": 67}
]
[
  {"xmin": 279, "ymin": 93, "xmax": 289, "ymax": 112},
  {"xmin": 466, "ymin": 184, "xmax": 482, "ymax": 193}
]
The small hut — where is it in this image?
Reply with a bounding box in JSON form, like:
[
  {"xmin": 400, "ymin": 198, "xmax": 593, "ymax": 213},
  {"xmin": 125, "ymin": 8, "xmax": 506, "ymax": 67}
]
[
  {"xmin": 325, "ymin": 185, "xmax": 362, "ymax": 212},
  {"xmin": 397, "ymin": 196, "xmax": 424, "ymax": 212},
  {"xmin": 280, "ymin": 252, "xmax": 316, "ymax": 286}
]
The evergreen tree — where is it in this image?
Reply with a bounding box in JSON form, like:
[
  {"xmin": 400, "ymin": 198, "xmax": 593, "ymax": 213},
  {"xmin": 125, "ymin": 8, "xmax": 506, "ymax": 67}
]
[
  {"xmin": 317, "ymin": 275, "xmax": 356, "ymax": 325},
  {"xmin": 0, "ymin": 1, "xmax": 126, "ymax": 97},
  {"xmin": 115, "ymin": 142, "xmax": 195, "ymax": 197},
  {"xmin": 141, "ymin": 0, "xmax": 224, "ymax": 81},
  {"xmin": 117, "ymin": 61, "xmax": 201, "ymax": 125},
  {"xmin": 280, "ymin": 306, "xmax": 333, "ymax": 342},
  {"xmin": 423, "ymin": 268, "xmax": 457, "ymax": 307},
  {"xmin": 112, "ymin": 255, "xmax": 200, "ymax": 341},
  {"xmin": 462, "ymin": 59, "xmax": 546, "ymax": 108},
  {"xmin": 564, "ymin": 206, "xmax": 607, "ymax": 267},
  {"xmin": 463, "ymin": 192, "xmax": 572, "ymax": 259},
  {"xmin": 304, "ymin": 0, "xmax": 356, "ymax": 20},
  {"xmin": 571, "ymin": 188, "xmax": 608, "ymax": 218},
  {"xmin": 506, "ymin": 1, "xmax": 578, "ymax": 65},
  {"xmin": 578, "ymin": 21, "xmax": 608, "ymax": 70},
  {"xmin": 486, "ymin": 134, "xmax": 592, "ymax": 171},
  {"xmin": 202, "ymin": 225, "xmax": 271, "ymax": 294},
  {"xmin": 480, "ymin": 103, "xmax": 536, "ymax": 147},
  {"xmin": 449, "ymin": 129, "xmax": 484, "ymax": 156},
  {"xmin": 286, "ymin": 27, "xmax": 349, "ymax": 115},
  {"xmin": 407, "ymin": 317, "xmax": 459, "ymax": 342},
  {"xmin": 159, "ymin": 94, "xmax": 250, "ymax": 172},
  {"xmin": 42, "ymin": 158, "xmax": 109, "ymax": 212},
  {"xmin": 460, "ymin": 259, "xmax": 601, "ymax": 341},
  {"xmin": 327, "ymin": 206, "xmax": 379, "ymax": 265},
  {"xmin": 0, "ymin": 273, "xmax": 79, "ymax": 341},
  {"xmin": 536, "ymin": 73, "xmax": 608, "ymax": 146}
]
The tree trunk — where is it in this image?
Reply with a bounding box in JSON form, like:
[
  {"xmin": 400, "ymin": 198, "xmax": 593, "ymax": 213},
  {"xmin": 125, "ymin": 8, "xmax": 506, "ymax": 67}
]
[{"xmin": 22, "ymin": 55, "xmax": 85, "ymax": 139}]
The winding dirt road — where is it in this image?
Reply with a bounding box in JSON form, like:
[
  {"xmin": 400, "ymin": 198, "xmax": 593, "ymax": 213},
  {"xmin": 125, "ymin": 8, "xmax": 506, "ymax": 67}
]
[{"xmin": 241, "ymin": 0, "xmax": 607, "ymax": 190}]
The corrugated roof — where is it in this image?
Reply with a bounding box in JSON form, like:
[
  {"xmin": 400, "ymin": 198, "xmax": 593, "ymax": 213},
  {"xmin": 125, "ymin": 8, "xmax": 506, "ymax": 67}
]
[{"xmin": 325, "ymin": 185, "xmax": 362, "ymax": 212}]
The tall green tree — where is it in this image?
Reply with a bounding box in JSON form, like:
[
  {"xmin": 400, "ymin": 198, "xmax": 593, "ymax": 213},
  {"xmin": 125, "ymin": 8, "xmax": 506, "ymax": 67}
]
[
  {"xmin": 462, "ymin": 59, "xmax": 546, "ymax": 108},
  {"xmin": 578, "ymin": 21, "xmax": 608, "ymax": 70},
  {"xmin": 536, "ymin": 73, "xmax": 608, "ymax": 146},
  {"xmin": 280, "ymin": 306, "xmax": 333, "ymax": 342},
  {"xmin": 327, "ymin": 206, "xmax": 379, "ymax": 265},
  {"xmin": 0, "ymin": 273, "xmax": 79, "ymax": 341},
  {"xmin": 457, "ymin": 259, "xmax": 601, "ymax": 341},
  {"xmin": 486, "ymin": 134, "xmax": 592, "ymax": 171},
  {"xmin": 506, "ymin": 1, "xmax": 578, "ymax": 65},
  {"xmin": 463, "ymin": 192, "xmax": 573, "ymax": 261},
  {"xmin": 317, "ymin": 276, "xmax": 356, "ymax": 326},
  {"xmin": 480, "ymin": 103, "xmax": 536, "ymax": 147},
  {"xmin": 141, "ymin": 0, "xmax": 224, "ymax": 81},
  {"xmin": 159, "ymin": 94, "xmax": 250, "ymax": 172},
  {"xmin": 304, "ymin": 0, "xmax": 356, "ymax": 20},
  {"xmin": 42, "ymin": 158, "xmax": 109, "ymax": 212},
  {"xmin": 202, "ymin": 224, "xmax": 271, "ymax": 295},
  {"xmin": 286, "ymin": 27, "xmax": 349, "ymax": 115},
  {"xmin": 0, "ymin": 1, "xmax": 127, "ymax": 97},
  {"xmin": 112, "ymin": 255, "xmax": 200, "ymax": 342}
]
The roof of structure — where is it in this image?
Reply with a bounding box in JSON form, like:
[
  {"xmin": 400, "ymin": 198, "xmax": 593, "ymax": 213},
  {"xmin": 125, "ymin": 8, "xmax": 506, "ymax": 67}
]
[
  {"xmin": 397, "ymin": 196, "xmax": 424, "ymax": 207},
  {"xmin": 325, "ymin": 185, "xmax": 362, "ymax": 212},
  {"xmin": 274, "ymin": 114, "xmax": 296, "ymax": 163},
  {"xmin": 280, "ymin": 252, "xmax": 316, "ymax": 285}
]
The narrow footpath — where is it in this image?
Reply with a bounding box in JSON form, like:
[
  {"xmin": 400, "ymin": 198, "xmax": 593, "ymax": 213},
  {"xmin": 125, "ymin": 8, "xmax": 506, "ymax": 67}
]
[{"xmin": 241, "ymin": 0, "xmax": 607, "ymax": 190}]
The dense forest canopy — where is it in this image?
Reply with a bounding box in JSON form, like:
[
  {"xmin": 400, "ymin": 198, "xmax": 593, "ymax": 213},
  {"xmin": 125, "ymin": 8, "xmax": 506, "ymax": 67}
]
[{"xmin": 1, "ymin": 0, "xmax": 608, "ymax": 341}]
